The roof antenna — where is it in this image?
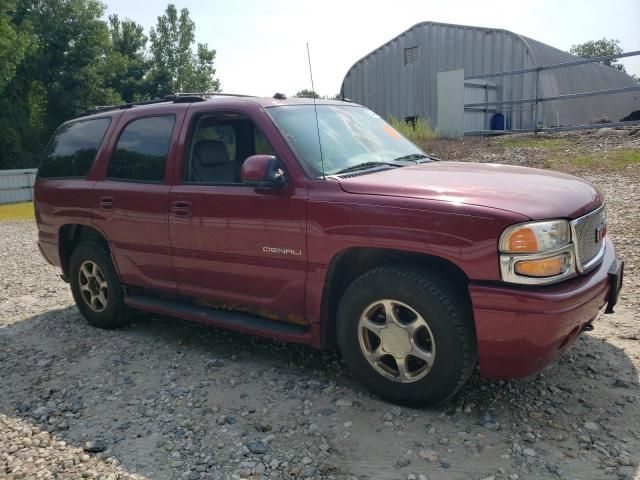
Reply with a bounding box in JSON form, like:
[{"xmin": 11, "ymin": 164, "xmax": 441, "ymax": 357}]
[{"xmin": 306, "ymin": 42, "xmax": 325, "ymax": 180}]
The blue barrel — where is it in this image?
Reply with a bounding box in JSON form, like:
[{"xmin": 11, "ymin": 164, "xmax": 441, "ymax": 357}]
[{"xmin": 491, "ymin": 113, "xmax": 505, "ymax": 131}]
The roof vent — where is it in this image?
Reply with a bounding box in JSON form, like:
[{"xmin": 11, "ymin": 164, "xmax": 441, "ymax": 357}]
[
  {"xmin": 404, "ymin": 47, "xmax": 418, "ymax": 65},
  {"xmin": 273, "ymin": 92, "xmax": 287, "ymax": 100}
]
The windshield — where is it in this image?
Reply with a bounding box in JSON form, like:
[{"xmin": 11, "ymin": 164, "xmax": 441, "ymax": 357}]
[{"xmin": 267, "ymin": 104, "xmax": 428, "ymax": 177}]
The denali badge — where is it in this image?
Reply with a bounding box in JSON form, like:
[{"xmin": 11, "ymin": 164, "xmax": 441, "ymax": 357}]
[
  {"xmin": 262, "ymin": 246, "xmax": 303, "ymax": 256},
  {"xmin": 595, "ymin": 222, "xmax": 607, "ymax": 243}
]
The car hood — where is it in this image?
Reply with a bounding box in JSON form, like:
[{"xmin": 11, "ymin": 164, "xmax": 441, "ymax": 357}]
[{"xmin": 336, "ymin": 161, "xmax": 603, "ymax": 220}]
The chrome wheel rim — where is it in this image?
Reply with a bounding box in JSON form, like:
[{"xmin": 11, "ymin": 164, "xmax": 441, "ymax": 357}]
[
  {"xmin": 78, "ymin": 261, "xmax": 108, "ymax": 312},
  {"xmin": 358, "ymin": 299, "xmax": 436, "ymax": 383}
]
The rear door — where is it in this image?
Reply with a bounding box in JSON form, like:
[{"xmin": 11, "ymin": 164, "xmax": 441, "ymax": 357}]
[
  {"xmin": 35, "ymin": 117, "xmax": 113, "ymax": 266},
  {"xmin": 168, "ymin": 105, "xmax": 308, "ymax": 324},
  {"xmin": 92, "ymin": 111, "xmax": 183, "ymax": 293}
]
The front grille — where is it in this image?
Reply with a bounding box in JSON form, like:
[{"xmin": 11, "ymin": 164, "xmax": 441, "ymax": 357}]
[{"xmin": 572, "ymin": 206, "xmax": 606, "ymax": 271}]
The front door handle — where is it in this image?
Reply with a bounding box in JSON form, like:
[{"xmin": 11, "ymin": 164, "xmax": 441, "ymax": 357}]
[
  {"xmin": 99, "ymin": 196, "xmax": 114, "ymax": 210},
  {"xmin": 171, "ymin": 201, "xmax": 192, "ymax": 217}
]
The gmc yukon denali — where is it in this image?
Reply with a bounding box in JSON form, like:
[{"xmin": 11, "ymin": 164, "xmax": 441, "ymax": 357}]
[{"xmin": 34, "ymin": 94, "xmax": 624, "ymax": 406}]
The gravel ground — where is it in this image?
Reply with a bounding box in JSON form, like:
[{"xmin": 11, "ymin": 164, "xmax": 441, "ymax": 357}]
[{"xmin": 1, "ymin": 130, "xmax": 639, "ymax": 480}]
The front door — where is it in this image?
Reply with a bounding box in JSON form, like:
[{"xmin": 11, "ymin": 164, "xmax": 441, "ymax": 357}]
[{"xmin": 168, "ymin": 110, "xmax": 308, "ymax": 323}]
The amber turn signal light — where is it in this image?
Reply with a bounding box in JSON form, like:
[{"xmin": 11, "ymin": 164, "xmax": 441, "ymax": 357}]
[
  {"xmin": 514, "ymin": 254, "xmax": 569, "ymax": 278},
  {"xmin": 507, "ymin": 227, "xmax": 539, "ymax": 253}
]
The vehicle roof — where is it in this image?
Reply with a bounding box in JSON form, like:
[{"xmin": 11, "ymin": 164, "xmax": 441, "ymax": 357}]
[{"xmin": 72, "ymin": 96, "xmax": 361, "ymax": 123}]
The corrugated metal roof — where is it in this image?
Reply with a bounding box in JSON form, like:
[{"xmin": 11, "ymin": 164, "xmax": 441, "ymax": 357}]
[
  {"xmin": 520, "ymin": 35, "xmax": 638, "ymax": 126},
  {"xmin": 341, "ymin": 22, "xmax": 640, "ymax": 130}
]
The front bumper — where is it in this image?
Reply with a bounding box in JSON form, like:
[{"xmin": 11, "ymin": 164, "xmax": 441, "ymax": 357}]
[{"xmin": 470, "ymin": 237, "xmax": 622, "ymax": 378}]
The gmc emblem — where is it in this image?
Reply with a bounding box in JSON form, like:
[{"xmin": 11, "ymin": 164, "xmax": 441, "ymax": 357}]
[{"xmin": 595, "ymin": 222, "xmax": 607, "ymax": 243}]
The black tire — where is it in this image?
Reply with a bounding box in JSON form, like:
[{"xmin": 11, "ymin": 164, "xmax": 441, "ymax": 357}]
[
  {"xmin": 69, "ymin": 241, "xmax": 130, "ymax": 329},
  {"xmin": 336, "ymin": 266, "xmax": 477, "ymax": 407}
]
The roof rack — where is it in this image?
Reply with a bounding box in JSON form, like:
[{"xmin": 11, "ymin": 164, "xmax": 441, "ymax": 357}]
[
  {"xmin": 79, "ymin": 92, "xmax": 256, "ymax": 117},
  {"xmin": 80, "ymin": 96, "xmax": 175, "ymax": 116},
  {"xmin": 174, "ymin": 92, "xmax": 256, "ymax": 98}
]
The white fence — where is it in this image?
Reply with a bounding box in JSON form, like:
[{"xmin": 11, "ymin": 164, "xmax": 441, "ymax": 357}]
[{"xmin": 0, "ymin": 169, "xmax": 38, "ymax": 204}]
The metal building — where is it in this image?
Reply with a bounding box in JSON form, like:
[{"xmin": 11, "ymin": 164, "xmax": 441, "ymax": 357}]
[
  {"xmin": 0, "ymin": 168, "xmax": 37, "ymax": 204},
  {"xmin": 340, "ymin": 21, "xmax": 639, "ymax": 132}
]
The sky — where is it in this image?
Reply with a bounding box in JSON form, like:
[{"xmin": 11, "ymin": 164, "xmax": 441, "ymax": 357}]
[{"xmin": 104, "ymin": 0, "xmax": 640, "ymax": 97}]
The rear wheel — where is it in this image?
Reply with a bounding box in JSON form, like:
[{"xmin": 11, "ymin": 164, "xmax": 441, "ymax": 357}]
[
  {"xmin": 337, "ymin": 266, "xmax": 476, "ymax": 406},
  {"xmin": 69, "ymin": 241, "xmax": 130, "ymax": 329}
]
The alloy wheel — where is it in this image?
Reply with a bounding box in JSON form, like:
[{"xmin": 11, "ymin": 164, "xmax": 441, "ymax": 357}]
[
  {"xmin": 358, "ymin": 299, "xmax": 436, "ymax": 383},
  {"xmin": 78, "ymin": 260, "xmax": 108, "ymax": 313}
]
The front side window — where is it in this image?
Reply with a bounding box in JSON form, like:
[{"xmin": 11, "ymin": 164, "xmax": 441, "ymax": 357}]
[
  {"xmin": 39, "ymin": 118, "xmax": 111, "ymax": 178},
  {"xmin": 107, "ymin": 115, "xmax": 175, "ymax": 182},
  {"xmin": 184, "ymin": 113, "xmax": 276, "ymax": 185},
  {"xmin": 267, "ymin": 105, "xmax": 428, "ymax": 177}
]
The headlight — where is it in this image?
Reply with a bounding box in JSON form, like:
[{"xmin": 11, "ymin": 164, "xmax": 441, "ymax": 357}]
[
  {"xmin": 499, "ymin": 220, "xmax": 571, "ymax": 254},
  {"xmin": 499, "ymin": 220, "xmax": 576, "ymax": 285}
]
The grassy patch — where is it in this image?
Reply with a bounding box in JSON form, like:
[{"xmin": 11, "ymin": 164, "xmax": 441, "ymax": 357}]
[
  {"xmin": 0, "ymin": 202, "xmax": 34, "ymax": 221},
  {"xmin": 500, "ymin": 137, "xmax": 570, "ymax": 149},
  {"xmin": 388, "ymin": 116, "xmax": 439, "ymax": 144},
  {"xmin": 569, "ymin": 149, "xmax": 640, "ymax": 169}
]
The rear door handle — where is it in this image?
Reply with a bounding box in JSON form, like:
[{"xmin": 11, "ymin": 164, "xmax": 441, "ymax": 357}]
[
  {"xmin": 99, "ymin": 196, "xmax": 114, "ymax": 210},
  {"xmin": 171, "ymin": 201, "xmax": 192, "ymax": 217}
]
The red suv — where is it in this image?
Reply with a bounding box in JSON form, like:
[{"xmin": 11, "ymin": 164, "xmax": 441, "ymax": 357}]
[{"xmin": 34, "ymin": 94, "xmax": 623, "ymax": 406}]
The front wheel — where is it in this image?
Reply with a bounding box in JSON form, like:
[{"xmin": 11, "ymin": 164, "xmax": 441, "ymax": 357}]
[
  {"xmin": 69, "ymin": 241, "xmax": 130, "ymax": 329},
  {"xmin": 337, "ymin": 266, "xmax": 477, "ymax": 406}
]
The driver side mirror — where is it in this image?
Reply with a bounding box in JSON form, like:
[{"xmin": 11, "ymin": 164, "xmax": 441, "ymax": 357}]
[{"xmin": 241, "ymin": 155, "xmax": 287, "ymax": 189}]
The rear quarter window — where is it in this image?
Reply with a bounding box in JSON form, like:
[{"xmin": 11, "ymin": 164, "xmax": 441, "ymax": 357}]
[{"xmin": 38, "ymin": 117, "xmax": 112, "ymax": 178}]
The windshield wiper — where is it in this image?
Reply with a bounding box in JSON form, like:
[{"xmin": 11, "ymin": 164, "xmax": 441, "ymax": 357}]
[
  {"xmin": 333, "ymin": 161, "xmax": 402, "ymax": 176},
  {"xmin": 392, "ymin": 153, "xmax": 431, "ymax": 163}
]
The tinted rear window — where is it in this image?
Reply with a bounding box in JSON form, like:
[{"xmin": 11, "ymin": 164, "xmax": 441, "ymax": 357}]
[
  {"xmin": 38, "ymin": 118, "xmax": 111, "ymax": 178},
  {"xmin": 107, "ymin": 115, "xmax": 175, "ymax": 182}
]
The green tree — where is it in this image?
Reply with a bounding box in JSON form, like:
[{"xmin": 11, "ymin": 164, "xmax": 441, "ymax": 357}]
[
  {"xmin": 294, "ymin": 89, "xmax": 320, "ymax": 98},
  {"xmin": 0, "ymin": 0, "xmax": 35, "ymax": 168},
  {"xmin": 0, "ymin": 1, "xmax": 222, "ymax": 170},
  {"xmin": 104, "ymin": 14, "xmax": 150, "ymax": 102},
  {"xmin": 0, "ymin": 0, "xmax": 32, "ymax": 92},
  {"xmin": 148, "ymin": 4, "xmax": 219, "ymax": 96},
  {"xmin": 17, "ymin": 0, "xmax": 120, "ymax": 126},
  {"xmin": 0, "ymin": 0, "xmax": 119, "ymax": 169},
  {"xmin": 569, "ymin": 38, "xmax": 626, "ymax": 72}
]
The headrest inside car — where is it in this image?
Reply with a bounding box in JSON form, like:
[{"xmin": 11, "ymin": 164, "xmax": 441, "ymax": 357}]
[{"xmin": 194, "ymin": 140, "xmax": 230, "ymax": 166}]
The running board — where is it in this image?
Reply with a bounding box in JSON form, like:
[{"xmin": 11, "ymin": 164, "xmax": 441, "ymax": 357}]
[{"xmin": 125, "ymin": 295, "xmax": 312, "ymax": 344}]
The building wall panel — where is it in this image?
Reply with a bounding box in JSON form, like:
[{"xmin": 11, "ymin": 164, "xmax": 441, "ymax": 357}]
[{"xmin": 0, "ymin": 169, "xmax": 38, "ymax": 204}]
